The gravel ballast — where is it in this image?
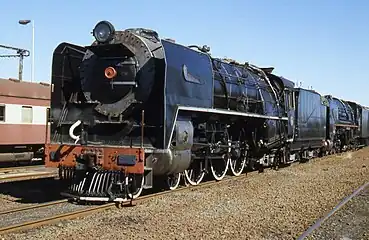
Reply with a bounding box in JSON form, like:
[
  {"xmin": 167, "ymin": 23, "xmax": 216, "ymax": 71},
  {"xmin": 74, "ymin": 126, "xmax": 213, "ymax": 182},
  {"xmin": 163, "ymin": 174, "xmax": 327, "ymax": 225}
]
[
  {"xmin": 308, "ymin": 183, "xmax": 369, "ymax": 240},
  {"xmin": 0, "ymin": 178, "xmax": 63, "ymax": 212},
  {"xmin": 0, "ymin": 203, "xmax": 92, "ymax": 230},
  {"xmin": 2, "ymin": 148, "xmax": 369, "ymax": 240}
]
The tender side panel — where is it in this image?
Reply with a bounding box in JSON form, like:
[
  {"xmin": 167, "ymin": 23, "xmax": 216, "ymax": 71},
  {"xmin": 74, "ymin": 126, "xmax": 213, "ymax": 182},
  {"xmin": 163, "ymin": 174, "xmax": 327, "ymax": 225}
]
[
  {"xmin": 162, "ymin": 40, "xmax": 213, "ymax": 148},
  {"xmin": 361, "ymin": 107, "xmax": 369, "ymax": 138},
  {"xmin": 293, "ymin": 88, "xmax": 327, "ymax": 148}
]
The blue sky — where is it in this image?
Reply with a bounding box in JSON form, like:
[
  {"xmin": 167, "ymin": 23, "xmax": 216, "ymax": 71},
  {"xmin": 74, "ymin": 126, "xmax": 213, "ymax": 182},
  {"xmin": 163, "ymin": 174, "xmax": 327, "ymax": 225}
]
[{"xmin": 1, "ymin": 0, "xmax": 369, "ymax": 105}]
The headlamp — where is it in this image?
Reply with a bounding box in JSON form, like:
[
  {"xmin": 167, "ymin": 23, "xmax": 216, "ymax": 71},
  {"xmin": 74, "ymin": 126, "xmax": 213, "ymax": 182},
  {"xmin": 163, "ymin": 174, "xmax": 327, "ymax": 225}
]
[{"xmin": 93, "ymin": 21, "xmax": 115, "ymax": 43}]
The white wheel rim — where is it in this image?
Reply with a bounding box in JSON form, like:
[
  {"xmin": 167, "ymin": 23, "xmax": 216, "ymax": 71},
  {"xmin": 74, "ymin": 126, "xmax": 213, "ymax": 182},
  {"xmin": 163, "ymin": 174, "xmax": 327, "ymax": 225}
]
[
  {"xmin": 167, "ymin": 173, "xmax": 181, "ymax": 190},
  {"xmin": 128, "ymin": 175, "xmax": 144, "ymax": 199},
  {"xmin": 184, "ymin": 169, "xmax": 205, "ymax": 186},
  {"xmin": 210, "ymin": 157, "xmax": 230, "ymax": 181}
]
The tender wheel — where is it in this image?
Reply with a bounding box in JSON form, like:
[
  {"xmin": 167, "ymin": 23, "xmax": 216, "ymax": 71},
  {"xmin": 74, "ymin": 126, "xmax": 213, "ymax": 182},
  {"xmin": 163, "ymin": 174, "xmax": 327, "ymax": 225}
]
[
  {"xmin": 166, "ymin": 173, "xmax": 181, "ymax": 190},
  {"xmin": 127, "ymin": 174, "xmax": 144, "ymax": 199},
  {"xmin": 210, "ymin": 154, "xmax": 230, "ymax": 181},
  {"xmin": 184, "ymin": 161, "xmax": 205, "ymax": 186},
  {"xmin": 230, "ymin": 155, "xmax": 246, "ymax": 176}
]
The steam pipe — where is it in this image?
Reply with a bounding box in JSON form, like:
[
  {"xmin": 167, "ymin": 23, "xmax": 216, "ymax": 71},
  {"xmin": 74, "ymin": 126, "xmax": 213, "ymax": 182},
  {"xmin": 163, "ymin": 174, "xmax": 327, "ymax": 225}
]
[
  {"xmin": 69, "ymin": 120, "xmax": 82, "ymax": 144},
  {"xmin": 141, "ymin": 110, "xmax": 145, "ymax": 148}
]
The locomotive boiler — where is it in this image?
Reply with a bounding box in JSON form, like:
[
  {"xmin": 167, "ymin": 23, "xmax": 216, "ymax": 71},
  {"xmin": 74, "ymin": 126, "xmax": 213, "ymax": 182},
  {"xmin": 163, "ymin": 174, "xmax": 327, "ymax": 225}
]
[
  {"xmin": 325, "ymin": 95, "xmax": 358, "ymax": 152},
  {"xmin": 45, "ymin": 20, "xmax": 299, "ymax": 203},
  {"xmin": 347, "ymin": 101, "xmax": 369, "ymax": 147}
]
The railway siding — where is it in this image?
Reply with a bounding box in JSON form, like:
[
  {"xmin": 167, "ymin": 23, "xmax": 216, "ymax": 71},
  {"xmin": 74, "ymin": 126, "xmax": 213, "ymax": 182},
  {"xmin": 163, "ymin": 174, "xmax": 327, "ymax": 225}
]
[
  {"xmin": 0, "ymin": 166, "xmax": 57, "ymax": 183},
  {"xmin": 0, "ymin": 202, "xmax": 91, "ymax": 231},
  {"xmin": 2, "ymin": 148, "xmax": 369, "ymax": 240}
]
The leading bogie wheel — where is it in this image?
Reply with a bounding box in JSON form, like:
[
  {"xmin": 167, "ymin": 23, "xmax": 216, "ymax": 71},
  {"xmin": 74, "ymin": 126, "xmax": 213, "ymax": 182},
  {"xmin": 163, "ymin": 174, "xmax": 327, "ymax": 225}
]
[
  {"xmin": 166, "ymin": 173, "xmax": 181, "ymax": 190},
  {"xmin": 127, "ymin": 174, "xmax": 145, "ymax": 199}
]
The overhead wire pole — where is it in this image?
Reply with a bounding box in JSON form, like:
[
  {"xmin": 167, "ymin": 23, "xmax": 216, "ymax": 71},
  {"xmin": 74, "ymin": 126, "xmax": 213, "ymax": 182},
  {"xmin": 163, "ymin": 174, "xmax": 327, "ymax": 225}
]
[
  {"xmin": 0, "ymin": 44, "xmax": 30, "ymax": 81},
  {"xmin": 18, "ymin": 19, "xmax": 34, "ymax": 82}
]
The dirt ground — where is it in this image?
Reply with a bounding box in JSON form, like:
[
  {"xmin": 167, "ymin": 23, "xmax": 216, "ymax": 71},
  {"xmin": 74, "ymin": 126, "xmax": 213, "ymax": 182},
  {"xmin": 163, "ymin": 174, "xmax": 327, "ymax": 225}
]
[
  {"xmin": 2, "ymin": 148, "xmax": 369, "ymax": 240},
  {"xmin": 308, "ymin": 183, "xmax": 369, "ymax": 240}
]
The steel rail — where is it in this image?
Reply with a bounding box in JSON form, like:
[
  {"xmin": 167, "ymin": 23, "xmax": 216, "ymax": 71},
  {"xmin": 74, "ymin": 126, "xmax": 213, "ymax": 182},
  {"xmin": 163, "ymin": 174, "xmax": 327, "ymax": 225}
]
[
  {"xmin": 0, "ymin": 165, "xmax": 44, "ymax": 174},
  {"xmin": 0, "ymin": 199, "xmax": 69, "ymax": 216},
  {"xmin": 0, "ymin": 174, "xmax": 248, "ymax": 235},
  {"xmin": 0, "ymin": 172, "xmax": 58, "ymax": 183},
  {"xmin": 0, "ymin": 203, "xmax": 116, "ymax": 235},
  {"xmin": 297, "ymin": 180, "xmax": 369, "ymax": 240}
]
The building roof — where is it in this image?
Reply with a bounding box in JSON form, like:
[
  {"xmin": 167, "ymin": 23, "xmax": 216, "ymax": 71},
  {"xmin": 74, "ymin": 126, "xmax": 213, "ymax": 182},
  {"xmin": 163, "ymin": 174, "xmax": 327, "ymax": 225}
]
[{"xmin": 0, "ymin": 78, "xmax": 51, "ymax": 100}]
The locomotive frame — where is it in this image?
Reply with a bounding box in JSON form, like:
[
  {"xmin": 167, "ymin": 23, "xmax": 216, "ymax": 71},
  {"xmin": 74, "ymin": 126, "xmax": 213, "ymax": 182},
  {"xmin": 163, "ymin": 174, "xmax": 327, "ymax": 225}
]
[{"xmin": 44, "ymin": 20, "xmax": 369, "ymax": 204}]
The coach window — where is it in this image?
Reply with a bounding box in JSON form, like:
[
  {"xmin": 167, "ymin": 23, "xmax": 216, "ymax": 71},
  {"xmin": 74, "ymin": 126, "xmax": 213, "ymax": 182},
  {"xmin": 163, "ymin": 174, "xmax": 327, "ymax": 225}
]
[
  {"xmin": 22, "ymin": 106, "xmax": 33, "ymax": 123},
  {"xmin": 0, "ymin": 105, "xmax": 5, "ymax": 122}
]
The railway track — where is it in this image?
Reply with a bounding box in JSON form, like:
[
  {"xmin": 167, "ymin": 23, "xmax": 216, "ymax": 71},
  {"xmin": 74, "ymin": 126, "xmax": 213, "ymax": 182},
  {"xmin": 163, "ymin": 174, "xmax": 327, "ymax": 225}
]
[
  {"xmin": 0, "ymin": 199, "xmax": 68, "ymax": 216},
  {"xmin": 0, "ymin": 172, "xmax": 58, "ymax": 183},
  {"xmin": 0, "ymin": 166, "xmax": 58, "ymax": 183},
  {"xmin": 0, "ymin": 165, "xmax": 43, "ymax": 174},
  {"xmin": 0, "ymin": 174, "xmax": 246, "ymax": 235},
  {"xmin": 298, "ymin": 180, "xmax": 369, "ymax": 239}
]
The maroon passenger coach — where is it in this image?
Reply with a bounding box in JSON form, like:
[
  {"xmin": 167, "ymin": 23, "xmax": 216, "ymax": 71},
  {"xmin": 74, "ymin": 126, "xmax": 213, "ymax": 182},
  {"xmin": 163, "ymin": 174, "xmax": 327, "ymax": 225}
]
[{"xmin": 0, "ymin": 78, "xmax": 50, "ymax": 163}]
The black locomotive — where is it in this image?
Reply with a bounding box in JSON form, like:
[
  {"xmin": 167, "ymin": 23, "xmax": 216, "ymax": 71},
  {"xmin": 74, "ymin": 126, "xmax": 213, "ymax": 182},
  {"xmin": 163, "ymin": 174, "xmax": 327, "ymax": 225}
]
[{"xmin": 45, "ymin": 20, "xmax": 369, "ymax": 203}]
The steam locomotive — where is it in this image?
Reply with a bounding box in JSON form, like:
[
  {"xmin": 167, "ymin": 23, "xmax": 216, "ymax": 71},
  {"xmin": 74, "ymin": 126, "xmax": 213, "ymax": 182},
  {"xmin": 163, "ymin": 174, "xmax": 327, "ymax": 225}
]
[{"xmin": 45, "ymin": 20, "xmax": 369, "ymax": 203}]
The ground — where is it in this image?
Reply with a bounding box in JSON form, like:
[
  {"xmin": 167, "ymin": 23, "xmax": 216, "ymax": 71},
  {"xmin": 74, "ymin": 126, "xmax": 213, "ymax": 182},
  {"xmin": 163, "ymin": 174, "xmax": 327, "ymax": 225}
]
[
  {"xmin": 308, "ymin": 183, "xmax": 369, "ymax": 240},
  {"xmin": 2, "ymin": 148, "xmax": 369, "ymax": 240}
]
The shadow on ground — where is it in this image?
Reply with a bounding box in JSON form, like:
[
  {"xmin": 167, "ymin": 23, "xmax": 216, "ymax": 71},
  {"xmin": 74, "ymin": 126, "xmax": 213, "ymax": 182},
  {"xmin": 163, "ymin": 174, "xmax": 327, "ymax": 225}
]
[{"xmin": 0, "ymin": 178, "xmax": 67, "ymax": 203}]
